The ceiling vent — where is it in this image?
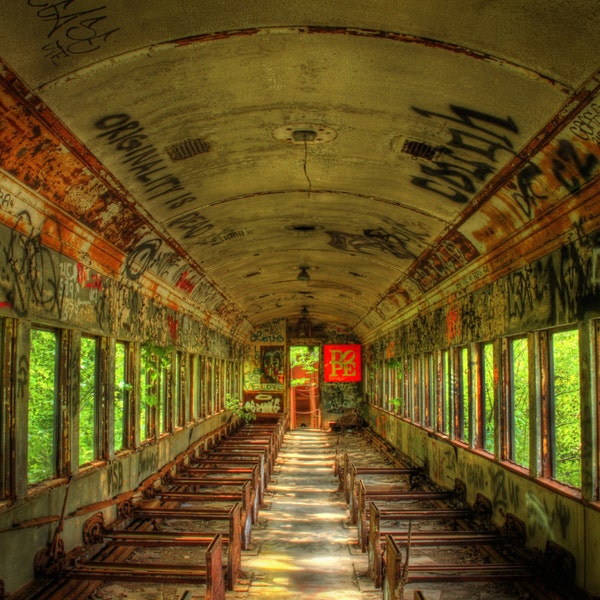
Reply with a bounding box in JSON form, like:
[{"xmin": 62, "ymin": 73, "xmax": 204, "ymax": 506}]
[
  {"xmin": 400, "ymin": 139, "xmax": 440, "ymax": 161},
  {"xmin": 165, "ymin": 138, "xmax": 211, "ymax": 161}
]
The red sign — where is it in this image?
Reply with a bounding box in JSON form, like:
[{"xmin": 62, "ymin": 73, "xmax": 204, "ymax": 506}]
[{"xmin": 323, "ymin": 344, "xmax": 362, "ymax": 382}]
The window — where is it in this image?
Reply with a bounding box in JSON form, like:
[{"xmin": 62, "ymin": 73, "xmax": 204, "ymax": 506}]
[
  {"xmin": 79, "ymin": 336, "xmax": 98, "ymax": 466},
  {"xmin": 509, "ymin": 337, "xmax": 529, "ymax": 468},
  {"xmin": 439, "ymin": 349, "xmax": 452, "ymax": 435},
  {"xmin": 173, "ymin": 351, "xmax": 182, "ymax": 428},
  {"xmin": 550, "ymin": 329, "xmax": 581, "ymax": 488},
  {"xmin": 190, "ymin": 354, "xmax": 199, "ymax": 421},
  {"xmin": 482, "ymin": 342, "xmax": 495, "ymax": 454},
  {"xmin": 392, "ymin": 357, "xmax": 403, "ymax": 414},
  {"xmin": 114, "ymin": 341, "xmax": 129, "ymax": 452},
  {"xmin": 424, "ymin": 353, "xmax": 434, "ymax": 428},
  {"xmin": 458, "ymin": 347, "xmax": 470, "ymax": 442},
  {"xmin": 205, "ymin": 357, "xmax": 214, "ymax": 415},
  {"xmin": 386, "ymin": 358, "xmax": 400, "ymax": 414},
  {"xmin": 199, "ymin": 356, "xmax": 207, "ymax": 418},
  {"xmin": 140, "ymin": 344, "xmax": 170, "ymax": 440},
  {"xmin": 412, "ymin": 356, "xmax": 421, "ymax": 424},
  {"xmin": 28, "ymin": 328, "xmax": 58, "ymax": 484},
  {"xmin": 402, "ymin": 357, "xmax": 411, "ymax": 419},
  {"xmin": 217, "ymin": 358, "xmax": 225, "ymax": 412}
]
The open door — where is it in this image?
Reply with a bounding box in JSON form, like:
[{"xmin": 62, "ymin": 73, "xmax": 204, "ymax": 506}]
[{"xmin": 289, "ymin": 345, "xmax": 320, "ymax": 429}]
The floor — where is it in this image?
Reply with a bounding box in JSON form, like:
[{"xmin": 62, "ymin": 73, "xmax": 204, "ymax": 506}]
[
  {"xmin": 89, "ymin": 428, "xmax": 535, "ymax": 600},
  {"xmin": 232, "ymin": 428, "xmax": 380, "ymax": 600}
]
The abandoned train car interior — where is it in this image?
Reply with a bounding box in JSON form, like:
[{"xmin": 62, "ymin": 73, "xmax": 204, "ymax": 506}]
[{"xmin": 1, "ymin": 1, "xmax": 600, "ymax": 598}]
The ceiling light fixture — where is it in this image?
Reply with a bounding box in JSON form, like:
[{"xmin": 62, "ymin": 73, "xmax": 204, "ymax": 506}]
[
  {"xmin": 298, "ymin": 305, "xmax": 312, "ymax": 338},
  {"xmin": 297, "ymin": 266, "xmax": 310, "ymax": 281}
]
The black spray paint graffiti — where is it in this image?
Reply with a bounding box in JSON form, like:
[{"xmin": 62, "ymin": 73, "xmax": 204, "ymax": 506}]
[
  {"xmin": 488, "ymin": 466, "xmax": 521, "ymax": 515},
  {"xmin": 137, "ymin": 447, "xmax": 159, "ymax": 480},
  {"xmin": 410, "ymin": 104, "xmax": 519, "ymax": 204},
  {"xmin": 166, "ymin": 210, "xmax": 214, "ymax": 243},
  {"xmin": 124, "ymin": 237, "xmax": 180, "ymax": 281},
  {"xmin": 525, "ymin": 491, "xmax": 571, "ymax": 540},
  {"xmin": 0, "ymin": 211, "xmax": 61, "ymax": 317},
  {"xmin": 27, "ymin": 0, "xmax": 120, "ymax": 64},
  {"xmin": 569, "ymin": 102, "xmax": 600, "ymax": 145},
  {"xmin": 107, "ymin": 460, "xmax": 123, "ymax": 496},
  {"xmin": 327, "ymin": 218, "xmax": 430, "ymax": 260},
  {"xmin": 16, "ymin": 354, "xmax": 29, "ymax": 403},
  {"xmin": 0, "ymin": 186, "xmax": 15, "ymax": 210},
  {"xmin": 507, "ymin": 229, "xmax": 600, "ymax": 327},
  {"xmin": 95, "ymin": 114, "xmax": 200, "ymax": 211},
  {"xmin": 513, "ymin": 139, "xmax": 599, "ymax": 219}
]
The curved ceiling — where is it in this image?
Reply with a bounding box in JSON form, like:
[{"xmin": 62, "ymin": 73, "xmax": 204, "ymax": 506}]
[{"xmin": 1, "ymin": 1, "xmax": 599, "ymax": 340}]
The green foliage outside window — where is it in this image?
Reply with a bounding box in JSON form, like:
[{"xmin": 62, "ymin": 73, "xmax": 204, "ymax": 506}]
[
  {"xmin": 511, "ymin": 338, "xmax": 530, "ymax": 468},
  {"xmin": 79, "ymin": 337, "xmax": 97, "ymax": 465},
  {"xmin": 289, "ymin": 346, "xmax": 319, "ymax": 387},
  {"xmin": 114, "ymin": 342, "xmax": 129, "ymax": 451},
  {"xmin": 139, "ymin": 344, "xmax": 172, "ymax": 439},
  {"xmin": 552, "ymin": 329, "xmax": 581, "ymax": 488},
  {"xmin": 483, "ymin": 343, "xmax": 495, "ymax": 454},
  {"xmin": 460, "ymin": 347, "xmax": 470, "ymax": 442},
  {"xmin": 28, "ymin": 329, "xmax": 57, "ymax": 484}
]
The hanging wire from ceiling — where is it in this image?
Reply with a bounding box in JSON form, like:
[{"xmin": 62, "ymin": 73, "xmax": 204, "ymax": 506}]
[{"xmin": 303, "ymin": 138, "xmax": 312, "ymax": 193}]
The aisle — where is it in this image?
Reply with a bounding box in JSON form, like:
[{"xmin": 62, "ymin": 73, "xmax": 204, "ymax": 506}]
[{"xmin": 235, "ymin": 429, "xmax": 378, "ymax": 600}]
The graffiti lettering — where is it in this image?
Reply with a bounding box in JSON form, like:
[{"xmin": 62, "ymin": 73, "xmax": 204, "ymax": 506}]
[
  {"xmin": 512, "ymin": 139, "xmax": 599, "ymax": 221},
  {"xmin": 569, "ymin": 102, "xmax": 600, "ymax": 143},
  {"xmin": 167, "ymin": 315, "xmax": 178, "ymax": 341},
  {"xmin": 16, "ymin": 354, "xmax": 29, "ymax": 401},
  {"xmin": 410, "ymin": 104, "xmax": 519, "ymax": 203},
  {"xmin": 107, "ymin": 460, "xmax": 123, "ymax": 496},
  {"xmin": 28, "ymin": 1, "xmax": 120, "ymax": 63},
  {"xmin": 167, "ymin": 211, "xmax": 213, "ymax": 241},
  {"xmin": 0, "ymin": 187, "xmax": 14, "ymax": 209},
  {"xmin": 0, "ymin": 211, "xmax": 61, "ymax": 317},
  {"xmin": 175, "ymin": 270, "xmax": 196, "ymax": 294},
  {"xmin": 95, "ymin": 114, "xmax": 199, "ymax": 210},
  {"xmin": 124, "ymin": 237, "xmax": 182, "ymax": 280},
  {"xmin": 327, "ymin": 221, "xmax": 427, "ymax": 260},
  {"xmin": 552, "ymin": 139, "xmax": 599, "ymax": 193},
  {"xmin": 507, "ymin": 270, "xmax": 534, "ymax": 320},
  {"xmin": 138, "ymin": 447, "xmax": 159, "ymax": 479}
]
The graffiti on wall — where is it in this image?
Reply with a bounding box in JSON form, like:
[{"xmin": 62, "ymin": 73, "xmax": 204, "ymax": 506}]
[
  {"xmin": 409, "ymin": 104, "xmax": 519, "ymax": 204},
  {"xmin": 243, "ymin": 391, "xmax": 283, "ymax": 414},
  {"xmin": 95, "ymin": 114, "xmax": 200, "ymax": 213},
  {"xmin": 509, "ymin": 138, "xmax": 599, "ymax": 223},
  {"xmin": 0, "ymin": 215, "xmax": 233, "ymax": 355},
  {"xmin": 27, "ymin": 0, "xmax": 120, "ymax": 65},
  {"xmin": 507, "ymin": 228, "xmax": 600, "ymax": 331},
  {"xmin": 260, "ymin": 346, "xmax": 284, "ymax": 384},
  {"xmin": 326, "ymin": 216, "xmax": 430, "ymax": 260},
  {"xmin": 321, "ymin": 381, "xmax": 360, "ymax": 413}
]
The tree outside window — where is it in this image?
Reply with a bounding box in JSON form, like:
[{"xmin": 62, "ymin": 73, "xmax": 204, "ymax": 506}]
[
  {"xmin": 551, "ymin": 329, "xmax": 581, "ymax": 488},
  {"xmin": 28, "ymin": 329, "xmax": 58, "ymax": 484},
  {"xmin": 79, "ymin": 336, "xmax": 98, "ymax": 465},
  {"xmin": 509, "ymin": 337, "xmax": 529, "ymax": 468}
]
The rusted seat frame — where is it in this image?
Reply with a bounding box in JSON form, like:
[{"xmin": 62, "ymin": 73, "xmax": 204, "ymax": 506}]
[
  {"xmin": 216, "ymin": 438, "xmax": 278, "ymax": 472},
  {"xmin": 196, "ymin": 451, "xmax": 269, "ymax": 492},
  {"xmin": 339, "ymin": 453, "xmax": 422, "ymax": 503},
  {"xmin": 367, "ymin": 501, "xmax": 476, "ymax": 587},
  {"xmin": 168, "ymin": 472, "xmax": 261, "ymax": 525},
  {"xmin": 185, "ymin": 463, "xmax": 264, "ymax": 505},
  {"xmin": 68, "ymin": 533, "xmax": 225, "ymax": 600},
  {"xmin": 355, "ymin": 480, "xmax": 454, "ymax": 551},
  {"xmin": 154, "ymin": 479, "xmax": 254, "ymax": 546},
  {"xmin": 133, "ymin": 501, "xmax": 242, "ymax": 589},
  {"xmin": 383, "ymin": 534, "xmax": 537, "ymax": 600}
]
